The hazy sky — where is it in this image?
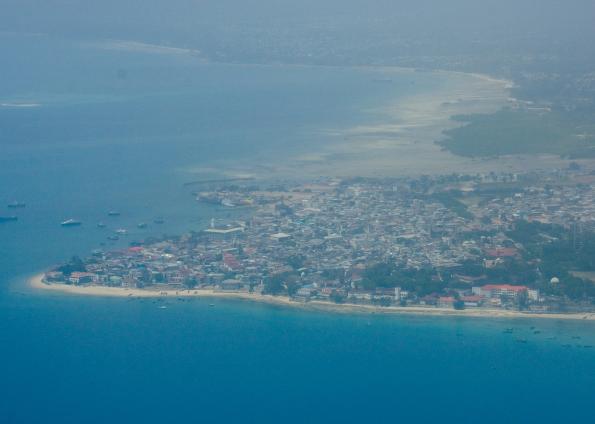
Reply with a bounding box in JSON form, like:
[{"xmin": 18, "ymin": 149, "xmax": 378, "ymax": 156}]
[{"xmin": 3, "ymin": 0, "xmax": 594, "ymax": 40}]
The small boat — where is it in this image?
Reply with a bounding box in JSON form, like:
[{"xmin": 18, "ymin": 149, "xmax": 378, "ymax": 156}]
[
  {"xmin": 158, "ymin": 305, "xmax": 168, "ymax": 309},
  {"xmin": 0, "ymin": 216, "xmax": 18, "ymax": 223},
  {"xmin": 107, "ymin": 235, "xmax": 119, "ymax": 241},
  {"xmin": 115, "ymin": 228, "xmax": 128, "ymax": 235},
  {"xmin": 7, "ymin": 201, "xmax": 26, "ymax": 208},
  {"xmin": 153, "ymin": 217, "xmax": 165, "ymax": 224},
  {"xmin": 107, "ymin": 211, "xmax": 121, "ymax": 217},
  {"xmin": 137, "ymin": 222, "xmax": 148, "ymax": 229},
  {"xmin": 61, "ymin": 219, "xmax": 82, "ymax": 227},
  {"xmin": 209, "ymin": 303, "xmax": 215, "ymax": 307},
  {"xmin": 97, "ymin": 222, "xmax": 106, "ymax": 228}
]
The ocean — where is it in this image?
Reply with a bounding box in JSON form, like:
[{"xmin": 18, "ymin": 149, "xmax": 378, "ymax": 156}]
[{"xmin": 1, "ymin": 34, "xmax": 594, "ymax": 423}]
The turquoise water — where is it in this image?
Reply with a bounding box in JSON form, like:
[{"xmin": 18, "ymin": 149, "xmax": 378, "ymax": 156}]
[{"xmin": 1, "ymin": 35, "xmax": 594, "ymax": 423}]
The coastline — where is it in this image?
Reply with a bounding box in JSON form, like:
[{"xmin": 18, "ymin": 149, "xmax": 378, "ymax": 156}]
[
  {"xmin": 29, "ymin": 274, "xmax": 595, "ymax": 321},
  {"xmin": 184, "ymin": 64, "xmax": 581, "ymax": 181}
]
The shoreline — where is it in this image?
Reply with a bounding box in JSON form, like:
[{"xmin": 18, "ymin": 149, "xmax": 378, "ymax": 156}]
[{"xmin": 28, "ymin": 274, "xmax": 595, "ymax": 321}]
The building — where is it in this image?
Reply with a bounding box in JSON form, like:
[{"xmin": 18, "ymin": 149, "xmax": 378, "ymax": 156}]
[{"xmin": 477, "ymin": 284, "xmax": 528, "ymax": 300}]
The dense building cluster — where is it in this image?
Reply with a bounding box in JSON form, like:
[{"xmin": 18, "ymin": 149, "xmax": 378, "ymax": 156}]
[{"xmin": 45, "ymin": 167, "xmax": 595, "ymax": 312}]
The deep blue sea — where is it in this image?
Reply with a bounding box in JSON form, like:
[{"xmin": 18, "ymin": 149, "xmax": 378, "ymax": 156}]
[{"xmin": 1, "ymin": 35, "xmax": 594, "ymax": 423}]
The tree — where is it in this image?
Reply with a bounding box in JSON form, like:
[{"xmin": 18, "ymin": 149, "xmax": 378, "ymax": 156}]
[
  {"xmin": 55, "ymin": 256, "xmax": 87, "ymax": 276},
  {"xmin": 517, "ymin": 290, "xmax": 529, "ymax": 311},
  {"xmin": 330, "ymin": 290, "xmax": 346, "ymax": 304},
  {"xmin": 184, "ymin": 277, "xmax": 198, "ymax": 289}
]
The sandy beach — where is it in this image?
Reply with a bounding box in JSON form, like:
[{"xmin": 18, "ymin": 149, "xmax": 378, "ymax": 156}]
[{"xmin": 28, "ymin": 274, "xmax": 595, "ymax": 321}]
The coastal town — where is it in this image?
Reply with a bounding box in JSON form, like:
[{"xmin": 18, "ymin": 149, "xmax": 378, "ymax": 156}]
[{"xmin": 42, "ymin": 165, "xmax": 595, "ymax": 316}]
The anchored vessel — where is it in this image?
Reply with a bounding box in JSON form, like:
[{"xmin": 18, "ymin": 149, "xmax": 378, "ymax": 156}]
[
  {"xmin": 61, "ymin": 219, "xmax": 82, "ymax": 227},
  {"xmin": 7, "ymin": 201, "xmax": 26, "ymax": 208}
]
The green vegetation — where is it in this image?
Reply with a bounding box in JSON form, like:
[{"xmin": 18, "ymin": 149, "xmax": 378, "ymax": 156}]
[
  {"xmin": 55, "ymin": 256, "xmax": 86, "ymax": 276},
  {"xmin": 506, "ymin": 221, "xmax": 595, "ymax": 300},
  {"xmin": 429, "ymin": 192, "xmax": 473, "ymax": 219},
  {"xmin": 439, "ymin": 109, "xmax": 595, "ymax": 158},
  {"xmin": 361, "ymin": 263, "xmax": 443, "ymax": 296}
]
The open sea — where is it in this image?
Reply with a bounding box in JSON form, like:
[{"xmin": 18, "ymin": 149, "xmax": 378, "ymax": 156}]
[{"xmin": 1, "ymin": 34, "xmax": 594, "ymax": 423}]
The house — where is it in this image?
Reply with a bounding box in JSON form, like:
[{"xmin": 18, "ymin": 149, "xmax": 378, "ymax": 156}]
[
  {"xmin": 219, "ymin": 279, "xmax": 242, "ymax": 291},
  {"xmin": 485, "ymin": 248, "xmax": 518, "ymax": 259},
  {"xmin": 461, "ymin": 295, "xmax": 483, "ymax": 307},
  {"xmin": 438, "ymin": 296, "xmax": 455, "ymax": 308},
  {"xmin": 69, "ymin": 272, "xmax": 98, "ymax": 285}
]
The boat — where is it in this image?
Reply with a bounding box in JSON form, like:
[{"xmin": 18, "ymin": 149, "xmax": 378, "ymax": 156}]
[
  {"xmin": 0, "ymin": 216, "xmax": 18, "ymax": 223},
  {"xmin": 61, "ymin": 219, "xmax": 82, "ymax": 227},
  {"xmin": 7, "ymin": 201, "xmax": 26, "ymax": 208},
  {"xmin": 221, "ymin": 198, "xmax": 236, "ymax": 207},
  {"xmin": 137, "ymin": 222, "xmax": 148, "ymax": 229},
  {"xmin": 107, "ymin": 211, "xmax": 121, "ymax": 217},
  {"xmin": 107, "ymin": 235, "xmax": 119, "ymax": 241},
  {"xmin": 153, "ymin": 217, "xmax": 165, "ymax": 224},
  {"xmin": 115, "ymin": 228, "xmax": 128, "ymax": 235},
  {"xmin": 97, "ymin": 222, "xmax": 106, "ymax": 228}
]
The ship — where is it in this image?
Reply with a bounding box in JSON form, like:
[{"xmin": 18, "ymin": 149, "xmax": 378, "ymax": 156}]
[
  {"xmin": 61, "ymin": 219, "xmax": 82, "ymax": 227},
  {"xmin": 108, "ymin": 211, "xmax": 121, "ymax": 217},
  {"xmin": 221, "ymin": 198, "xmax": 236, "ymax": 207},
  {"xmin": 97, "ymin": 222, "xmax": 107, "ymax": 228},
  {"xmin": 7, "ymin": 201, "xmax": 26, "ymax": 208},
  {"xmin": 0, "ymin": 216, "xmax": 18, "ymax": 223},
  {"xmin": 115, "ymin": 228, "xmax": 128, "ymax": 235},
  {"xmin": 137, "ymin": 222, "xmax": 148, "ymax": 229},
  {"xmin": 153, "ymin": 217, "xmax": 165, "ymax": 224}
]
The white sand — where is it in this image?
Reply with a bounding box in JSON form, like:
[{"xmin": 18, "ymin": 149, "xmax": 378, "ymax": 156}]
[{"xmin": 29, "ymin": 274, "xmax": 595, "ymax": 321}]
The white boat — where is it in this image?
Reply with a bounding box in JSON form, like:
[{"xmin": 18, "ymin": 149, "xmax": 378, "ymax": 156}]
[{"xmin": 61, "ymin": 219, "xmax": 82, "ymax": 227}]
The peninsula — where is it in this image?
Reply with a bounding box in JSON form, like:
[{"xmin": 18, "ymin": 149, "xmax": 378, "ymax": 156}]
[{"xmin": 35, "ymin": 167, "xmax": 595, "ymax": 320}]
